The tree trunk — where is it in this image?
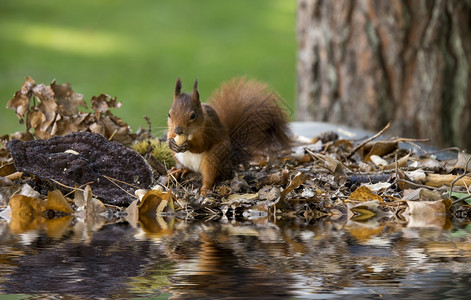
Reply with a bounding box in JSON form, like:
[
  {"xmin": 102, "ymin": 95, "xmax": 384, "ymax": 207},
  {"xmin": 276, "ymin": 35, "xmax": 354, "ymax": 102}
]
[{"xmin": 297, "ymin": 0, "xmax": 471, "ymax": 149}]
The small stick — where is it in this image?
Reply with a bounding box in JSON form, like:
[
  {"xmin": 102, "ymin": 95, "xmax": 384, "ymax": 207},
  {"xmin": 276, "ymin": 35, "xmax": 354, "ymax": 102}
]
[
  {"xmin": 347, "ymin": 121, "xmax": 391, "ymax": 159},
  {"xmin": 396, "ymin": 178, "xmax": 440, "ymax": 190},
  {"xmin": 102, "ymin": 175, "xmax": 140, "ymax": 189},
  {"xmin": 108, "ymin": 129, "xmax": 118, "ymax": 141},
  {"xmin": 102, "ymin": 175, "xmax": 136, "ymax": 199},
  {"xmin": 453, "ymin": 194, "xmax": 471, "ymax": 204}
]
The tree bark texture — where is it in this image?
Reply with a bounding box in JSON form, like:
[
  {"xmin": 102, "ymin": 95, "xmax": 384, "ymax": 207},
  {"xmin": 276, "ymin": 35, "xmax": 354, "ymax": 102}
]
[{"xmin": 297, "ymin": 0, "xmax": 471, "ymax": 149}]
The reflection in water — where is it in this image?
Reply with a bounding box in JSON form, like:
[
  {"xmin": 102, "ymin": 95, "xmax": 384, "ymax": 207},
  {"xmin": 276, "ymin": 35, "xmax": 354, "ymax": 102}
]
[{"xmin": 0, "ymin": 215, "xmax": 471, "ymax": 298}]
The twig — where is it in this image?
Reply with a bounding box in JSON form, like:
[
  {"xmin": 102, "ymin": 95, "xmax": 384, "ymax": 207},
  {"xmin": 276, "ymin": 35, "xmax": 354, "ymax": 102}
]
[
  {"xmin": 102, "ymin": 175, "xmax": 136, "ymax": 199},
  {"xmin": 49, "ymin": 178, "xmax": 93, "ymax": 192},
  {"xmin": 429, "ymin": 147, "xmax": 461, "ymax": 156},
  {"xmin": 347, "ymin": 121, "xmax": 391, "ymax": 159},
  {"xmin": 102, "ymin": 175, "xmax": 140, "ymax": 189},
  {"xmin": 453, "ymin": 194, "xmax": 471, "ymax": 205},
  {"xmin": 396, "ymin": 178, "xmax": 440, "ymax": 190},
  {"xmin": 108, "ymin": 129, "xmax": 118, "ymax": 141},
  {"xmin": 404, "ymin": 141, "xmax": 428, "ymax": 156}
]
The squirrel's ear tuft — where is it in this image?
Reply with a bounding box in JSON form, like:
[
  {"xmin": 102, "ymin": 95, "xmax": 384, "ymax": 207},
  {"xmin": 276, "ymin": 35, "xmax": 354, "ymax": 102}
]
[
  {"xmin": 192, "ymin": 78, "xmax": 200, "ymax": 104},
  {"xmin": 174, "ymin": 78, "xmax": 182, "ymax": 100}
]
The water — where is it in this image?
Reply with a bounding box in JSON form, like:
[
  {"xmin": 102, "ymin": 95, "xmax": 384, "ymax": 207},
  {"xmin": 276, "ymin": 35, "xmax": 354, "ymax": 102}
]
[{"xmin": 0, "ymin": 216, "xmax": 471, "ymax": 299}]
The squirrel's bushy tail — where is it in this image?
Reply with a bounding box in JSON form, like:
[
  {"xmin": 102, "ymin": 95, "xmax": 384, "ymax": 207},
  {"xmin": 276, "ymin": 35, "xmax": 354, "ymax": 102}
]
[{"xmin": 209, "ymin": 78, "xmax": 292, "ymax": 164}]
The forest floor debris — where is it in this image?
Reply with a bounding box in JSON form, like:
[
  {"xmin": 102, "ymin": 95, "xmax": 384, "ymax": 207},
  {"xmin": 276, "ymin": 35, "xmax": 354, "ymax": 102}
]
[{"xmin": 1, "ymin": 78, "xmax": 471, "ymax": 233}]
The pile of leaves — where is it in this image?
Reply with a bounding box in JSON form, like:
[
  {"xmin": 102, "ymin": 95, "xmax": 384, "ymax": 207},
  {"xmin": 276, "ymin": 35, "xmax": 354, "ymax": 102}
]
[
  {"xmin": 4, "ymin": 76, "xmax": 148, "ymax": 146},
  {"xmin": 1, "ymin": 78, "xmax": 471, "ymax": 235}
]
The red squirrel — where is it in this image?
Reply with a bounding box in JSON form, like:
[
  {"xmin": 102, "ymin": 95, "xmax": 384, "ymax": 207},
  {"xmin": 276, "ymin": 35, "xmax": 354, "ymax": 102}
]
[{"xmin": 167, "ymin": 77, "xmax": 291, "ymax": 195}]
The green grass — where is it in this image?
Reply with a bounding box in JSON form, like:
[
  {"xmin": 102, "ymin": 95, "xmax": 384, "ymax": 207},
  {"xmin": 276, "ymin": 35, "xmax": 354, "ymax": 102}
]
[{"xmin": 0, "ymin": 0, "xmax": 296, "ymax": 136}]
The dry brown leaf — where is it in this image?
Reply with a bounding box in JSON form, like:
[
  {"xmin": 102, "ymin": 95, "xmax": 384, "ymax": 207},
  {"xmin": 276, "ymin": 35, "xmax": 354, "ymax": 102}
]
[
  {"xmin": 370, "ymin": 155, "xmax": 388, "ymax": 167},
  {"xmin": 226, "ymin": 193, "xmax": 259, "ymax": 203},
  {"xmin": 384, "ymin": 153, "xmax": 410, "ymax": 170},
  {"xmin": 363, "ymin": 141, "xmax": 398, "ymax": 162},
  {"xmin": 6, "ymin": 77, "xmax": 35, "ymax": 121},
  {"xmin": 311, "ymin": 153, "xmax": 349, "ymax": 174},
  {"xmin": 402, "ymin": 188, "xmax": 443, "ymax": 202},
  {"xmin": 454, "ymin": 152, "xmax": 471, "ymax": 172},
  {"xmin": 8, "ymin": 194, "xmax": 45, "ymax": 234},
  {"xmin": 138, "ymin": 190, "xmax": 172, "ymax": 218},
  {"xmin": 136, "ymin": 190, "xmax": 174, "ymax": 238},
  {"xmin": 281, "ymin": 172, "xmax": 309, "ymax": 197},
  {"xmin": 51, "ymin": 80, "xmax": 87, "ymax": 116},
  {"xmin": 45, "ymin": 190, "xmax": 74, "ymax": 214},
  {"xmin": 5, "ymin": 77, "xmax": 142, "ymax": 147},
  {"xmin": 425, "ymin": 173, "xmax": 471, "ymax": 188},
  {"xmin": 348, "ymin": 186, "xmax": 384, "ymax": 202}
]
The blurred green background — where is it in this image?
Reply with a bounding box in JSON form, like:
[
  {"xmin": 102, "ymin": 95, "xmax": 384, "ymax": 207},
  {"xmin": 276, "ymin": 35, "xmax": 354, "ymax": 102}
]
[{"xmin": 0, "ymin": 0, "xmax": 296, "ymax": 136}]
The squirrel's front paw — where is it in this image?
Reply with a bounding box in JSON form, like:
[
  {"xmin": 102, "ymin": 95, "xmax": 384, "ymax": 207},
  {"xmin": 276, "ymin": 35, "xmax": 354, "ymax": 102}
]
[
  {"xmin": 168, "ymin": 138, "xmax": 188, "ymax": 153},
  {"xmin": 200, "ymin": 186, "xmax": 212, "ymax": 196}
]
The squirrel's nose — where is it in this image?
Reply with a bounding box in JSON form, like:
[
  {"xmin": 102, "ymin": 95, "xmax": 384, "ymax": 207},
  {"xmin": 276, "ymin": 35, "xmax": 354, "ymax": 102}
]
[{"xmin": 174, "ymin": 126, "xmax": 184, "ymax": 135}]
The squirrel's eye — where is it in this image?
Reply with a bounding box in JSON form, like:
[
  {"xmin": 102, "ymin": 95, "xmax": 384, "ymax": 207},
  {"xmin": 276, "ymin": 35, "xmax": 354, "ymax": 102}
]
[
  {"xmin": 168, "ymin": 112, "xmax": 171, "ymax": 119},
  {"xmin": 189, "ymin": 112, "xmax": 196, "ymax": 120}
]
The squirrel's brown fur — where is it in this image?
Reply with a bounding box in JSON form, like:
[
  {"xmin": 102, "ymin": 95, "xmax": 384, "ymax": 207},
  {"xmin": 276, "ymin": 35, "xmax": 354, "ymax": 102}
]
[{"xmin": 167, "ymin": 77, "xmax": 291, "ymax": 194}]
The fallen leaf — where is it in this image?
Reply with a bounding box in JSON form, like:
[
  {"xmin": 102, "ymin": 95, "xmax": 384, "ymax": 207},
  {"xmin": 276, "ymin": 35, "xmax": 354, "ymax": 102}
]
[
  {"xmin": 402, "ymin": 188, "xmax": 443, "ymax": 202},
  {"xmin": 363, "ymin": 182, "xmax": 391, "ymax": 192},
  {"xmin": 311, "ymin": 153, "xmax": 349, "ymax": 174},
  {"xmin": 6, "ymin": 77, "xmax": 35, "ymax": 121},
  {"xmin": 348, "ymin": 186, "xmax": 383, "ymax": 202},
  {"xmin": 370, "ymin": 155, "xmax": 388, "ymax": 167},
  {"xmin": 226, "ymin": 193, "xmax": 259, "ymax": 203},
  {"xmin": 281, "ymin": 172, "xmax": 309, "ymax": 197},
  {"xmin": 425, "ymin": 174, "xmax": 471, "ymax": 188},
  {"xmin": 384, "ymin": 153, "xmax": 410, "ymax": 170},
  {"xmin": 8, "ymin": 194, "xmax": 45, "ymax": 234},
  {"xmin": 51, "ymin": 80, "xmax": 87, "ymax": 116},
  {"xmin": 404, "ymin": 169, "xmax": 426, "ymax": 182},
  {"xmin": 45, "ymin": 190, "xmax": 74, "ymax": 214},
  {"xmin": 363, "ymin": 141, "xmax": 398, "ymax": 162},
  {"xmin": 454, "ymin": 152, "xmax": 471, "ymax": 172},
  {"xmin": 139, "ymin": 190, "xmax": 173, "ymax": 218}
]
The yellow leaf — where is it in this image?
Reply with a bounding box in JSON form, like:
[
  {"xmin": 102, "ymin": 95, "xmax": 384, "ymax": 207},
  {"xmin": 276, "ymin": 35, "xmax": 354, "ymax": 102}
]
[
  {"xmin": 8, "ymin": 194, "xmax": 45, "ymax": 234},
  {"xmin": 46, "ymin": 190, "xmax": 74, "ymax": 214},
  {"xmin": 138, "ymin": 190, "xmax": 171, "ymax": 218},
  {"xmin": 348, "ymin": 186, "xmax": 383, "ymax": 202}
]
